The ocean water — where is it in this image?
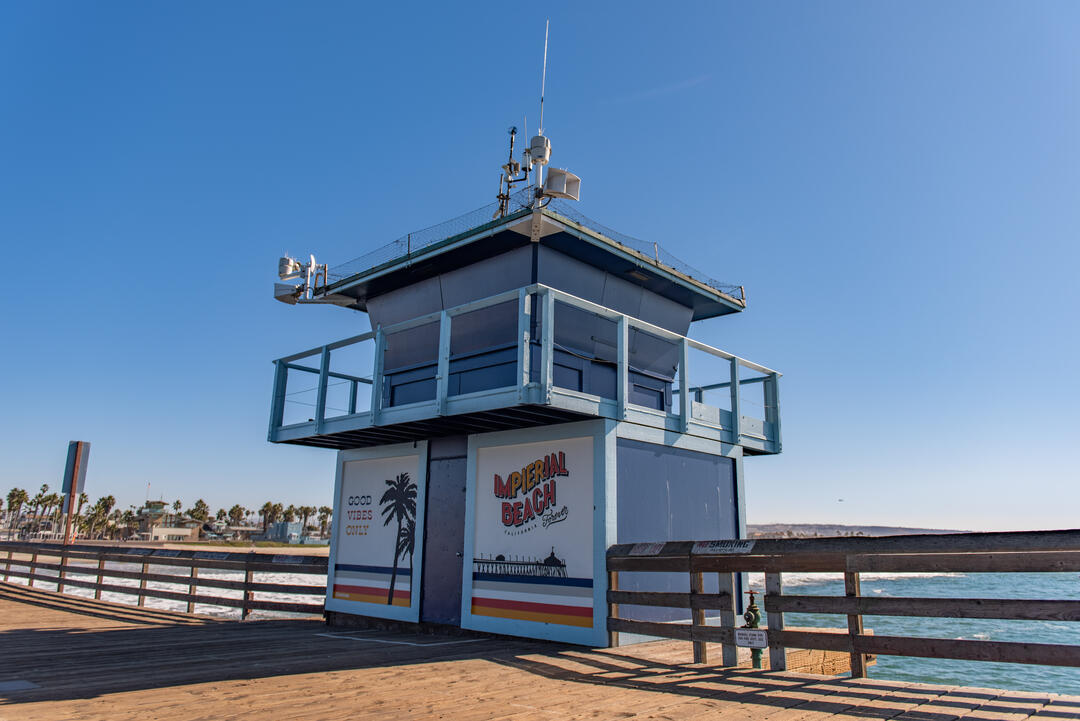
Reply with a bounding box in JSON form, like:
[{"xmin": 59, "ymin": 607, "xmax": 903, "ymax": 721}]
[
  {"xmin": 746, "ymin": 570, "xmax": 1080, "ymax": 696},
  {"xmin": 7, "ymin": 562, "xmax": 1079, "ymax": 695}
]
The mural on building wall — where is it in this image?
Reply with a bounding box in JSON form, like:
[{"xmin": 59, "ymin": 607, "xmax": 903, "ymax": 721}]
[
  {"xmin": 471, "ymin": 436, "xmax": 594, "ymax": 627},
  {"xmin": 333, "ymin": 455, "xmax": 419, "ymax": 607}
]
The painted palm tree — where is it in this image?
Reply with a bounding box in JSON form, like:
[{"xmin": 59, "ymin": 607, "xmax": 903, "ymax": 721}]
[
  {"xmin": 397, "ymin": 516, "xmax": 416, "ymax": 579},
  {"xmin": 380, "ymin": 472, "xmax": 417, "ymax": 605}
]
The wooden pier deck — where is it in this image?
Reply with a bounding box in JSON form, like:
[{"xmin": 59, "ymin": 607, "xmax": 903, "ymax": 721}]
[{"xmin": 1, "ymin": 583, "xmax": 1078, "ymax": 721}]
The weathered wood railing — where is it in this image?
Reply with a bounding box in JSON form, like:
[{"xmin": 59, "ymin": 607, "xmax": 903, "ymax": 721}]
[
  {"xmin": 607, "ymin": 530, "xmax": 1080, "ymax": 676},
  {"xmin": 0, "ymin": 541, "xmax": 327, "ymax": 618}
]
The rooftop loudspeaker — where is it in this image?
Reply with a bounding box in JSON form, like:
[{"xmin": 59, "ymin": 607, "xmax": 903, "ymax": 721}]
[
  {"xmin": 274, "ymin": 283, "xmax": 300, "ymax": 305},
  {"xmin": 543, "ymin": 167, "xmax": 580, "ymax": 201}
]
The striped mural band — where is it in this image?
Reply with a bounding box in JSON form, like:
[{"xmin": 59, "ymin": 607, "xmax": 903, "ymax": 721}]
[
  {"xmin": 471, "ymin": 573, "xmax": 593, "ymax": 627},
  {"xmin": 333, "ymin": 563, "xmax": 411, "ymax": 607}
]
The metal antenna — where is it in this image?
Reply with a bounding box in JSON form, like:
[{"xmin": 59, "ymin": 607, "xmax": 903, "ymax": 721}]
[{"xmin": 539, "ymin": 19, "xmax": 549, "ymax": 135}]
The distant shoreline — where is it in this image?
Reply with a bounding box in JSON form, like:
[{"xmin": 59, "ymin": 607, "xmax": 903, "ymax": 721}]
[{"xmin": 747, "ymin": 523, "xmax": 966, "ymax": 538}]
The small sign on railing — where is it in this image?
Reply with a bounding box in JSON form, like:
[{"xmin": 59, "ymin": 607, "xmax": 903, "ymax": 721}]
[
  {"xmin": 628, "ymin": 543, "xmax": 666, "ymax": 556},
  {"xmin": 692, "ymin": 540, "xmax": 755, "ymax": 554},
  {"xmin": 734, "ymin": 628, "xmax": 768, "ymax": 649}
]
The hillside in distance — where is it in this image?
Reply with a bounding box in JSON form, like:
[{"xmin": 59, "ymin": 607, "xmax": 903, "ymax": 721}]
[{"xmin": 746, "ymin": 523, "xmax": 966, "ymax": 538}]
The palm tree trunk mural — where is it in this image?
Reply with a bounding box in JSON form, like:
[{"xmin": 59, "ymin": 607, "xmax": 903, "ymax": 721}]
[{"xmin": 379, "ymin": 472, "xmax": 417, "ymax": 605}]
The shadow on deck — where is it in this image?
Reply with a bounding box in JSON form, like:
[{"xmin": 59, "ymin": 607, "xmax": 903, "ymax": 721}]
[{"xmin": 2, "ymin": 582, "xmax": 1078, "ymax": 719}]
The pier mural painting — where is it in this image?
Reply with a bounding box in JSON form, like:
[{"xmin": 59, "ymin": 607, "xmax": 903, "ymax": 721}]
[
  {"xmin": 332, "ymin": 454, "xmax": 419, "ymax": 608},
  {"xmin": 471, "ymin": 435, "xmax": 594, "ymax": 627}
]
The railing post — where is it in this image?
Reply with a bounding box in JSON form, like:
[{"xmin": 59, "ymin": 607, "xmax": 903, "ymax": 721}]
[
  {"xmin": 138, "ymin": 562, "xmax": 149, "ymax": 607},
  {"xmin": 57, "ymin": 548, "xmax": 68, "ymax": 594},
  {"xmin": 729, "ymin": 359, "xmax": 741, "ymax": 443},
  {"xmin": 369, "ymin": 326, "xmax": 385, "ymax": 424},
  {"xmin": 517, "ymin": 288, "xmax": 532, "ymax": 398},
  {"xmin": 3, "ymin": 548, "xmax": 12, "ymax": 582},
  {"xmin": 718, "ymin": 571, "xmax": 739, "ymax": 666},
  {"xmin": 314, "ymin": 345, "xmax": 331, "ymax": 434},
  {"xmin": 540, "ymin": 290, "xmax": 554, "ymax": 402},
  {"xmin": 765, "ymin": 572, "xmax": 786, "ymax": 671},
  {"xmin": 187, "ymin": 565, "xmax": 199, "ymax": 614},
  {"xmin": 616, "ymin": 316, "xmax": 628, "ymax": 419},
  {"xmin": 348, "ymin": 380, "xmax": 358, "ymax": 415},
  {"xmin": 94, "ymin": 557, "xmax": 105, "ymax": 599},
  {"xmin": 29, "ymin": 550, "xmax": 38, "ymax": 588},
  {"xmin": 679, "ymin": 338, "xmax": 690, "ymax": 432},
  {"xmin": 607, "ymin": 570, "xmax": 619, "ymax": 648},
  {"xmin": 267, "ymin": 360, "xmax": 288, "ymax": 441},
  {"xmin": 844, "ymin": 570, "xmax": 867, "ymax": 678},
  {"xmin": 765, "ymin": 373, "xmax": 782, "ymax": 452},
  {"xmin": 690, "ymin": 570, "xmax": 707, "ymax": 664},
  {"xmin": 241, "ymin": 557, "xmax": 254, "ymax": 620},
  {"xmin": 436, "ymin": 311, "xmax": 451, "ymax": 415}
]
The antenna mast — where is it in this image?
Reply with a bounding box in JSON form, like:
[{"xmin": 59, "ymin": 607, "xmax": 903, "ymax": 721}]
[{"xmin": 539, "ymin": 19, "xmax": 549, "ymax": 135}]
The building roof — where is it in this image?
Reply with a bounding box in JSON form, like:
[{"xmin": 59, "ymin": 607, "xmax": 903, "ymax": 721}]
[{"xmin": 317, "ymin": 193, "xmax": 747, "ymax": 322}]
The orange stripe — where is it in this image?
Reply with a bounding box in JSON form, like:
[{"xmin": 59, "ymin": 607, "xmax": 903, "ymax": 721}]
[
  {"xmin": 471, "ymin": 596, "xmax": 592, "ymax": 617},
  {"xmin": 334, "ymin": 591, "xmax": 409, "ymax": 607},
  {"xmin": 471, "ymin": 603, "xmax": 593, "ymax": 627}
]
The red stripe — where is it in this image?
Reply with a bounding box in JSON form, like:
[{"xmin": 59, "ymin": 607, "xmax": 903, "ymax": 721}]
[
  {"xmin": 471, "ymin": 596, "xmax": 592, "ymax": 617},
  {"xmin": 334, "ymin": 583, "xmax": 409, "ymax": 600}
]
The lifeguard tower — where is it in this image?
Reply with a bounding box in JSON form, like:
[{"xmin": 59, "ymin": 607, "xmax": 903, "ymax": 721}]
[{"xmin": 267, "ymin": 128, "xmax": 782, "ymax": 646}]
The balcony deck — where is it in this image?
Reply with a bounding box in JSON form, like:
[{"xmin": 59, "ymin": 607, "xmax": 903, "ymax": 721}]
[{"xmin": 268, "ymin": 284, "xmax": 782, "ymax": 454}]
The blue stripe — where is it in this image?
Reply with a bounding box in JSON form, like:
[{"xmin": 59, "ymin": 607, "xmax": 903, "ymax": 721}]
[
  {"xmin": 472, "ymin": 573, "xmax": 593, "ymax": 588},
  {"xmin": 335, "ymin": 563, "xmax": 397, "ymax": 575}
]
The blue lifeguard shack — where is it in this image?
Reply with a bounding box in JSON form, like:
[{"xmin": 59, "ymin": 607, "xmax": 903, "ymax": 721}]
[{"xmin": 267, "ymin": 135, "xmax": 782, "ymax": 646}]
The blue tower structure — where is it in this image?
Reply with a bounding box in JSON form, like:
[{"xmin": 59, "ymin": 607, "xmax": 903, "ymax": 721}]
[{"xmin": 267, "ymin": 135, "xmax": 781, "ymax": 645}]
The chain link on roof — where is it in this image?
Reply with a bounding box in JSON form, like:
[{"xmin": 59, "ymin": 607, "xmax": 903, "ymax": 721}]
[{"xmin": 328, "ymin": 188, "xmax": 744, "ymax": 302}]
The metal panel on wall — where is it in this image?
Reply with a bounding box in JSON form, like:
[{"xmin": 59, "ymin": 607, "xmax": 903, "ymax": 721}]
[{"xmin": 421, "ymin": 437, "xmax": 468, "ymax": 625}]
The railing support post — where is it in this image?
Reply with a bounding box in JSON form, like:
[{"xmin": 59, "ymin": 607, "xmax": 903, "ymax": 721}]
[
  {"xmin": 616, "ymin": 316, "xmax": 628, "ymax": 419},
  {"xmin": 3, "ymin": 548, "xmax": 12, "ymax": 582},
  {"xmin": 138, "ymin": 562, "xmax": 149, "ymax": 607},
  {"xmin": 267, "ymin": 360, "xmax": 288, "ymax": 441},
  {"xmin": 729, "ymin": 359, "xmax": 741, "ymax": 443},
  {"xmin": 540, "ymin": 290, "xmax": 554, "ymax": 401},
  {"xmin": 57, "ymin": 548, "xmax": 68, "ymax": 594},
  {"xmin": 679, "ymin": 338, "xmax": 690, "ymax": 433},
  {"xmin": 844, "ymin": 570, "xmax": 867, "ymax": 678},
  {"xmin": 29, "ymin": 550, "xmax": 38, "ymax": 588},
  {"xmin": 690, "ymin": 570, "xmax": 707, "ymax": 664},
  {"xmin": 718, "ymin": 572, "xmax": 739, "ymax": 667},
  {"xmin": 436, "ymin": 311, "xmax": 451, "ymax": 415},
  {"xmin": 241, "ymin": 558, "xmax": 255, "ymax": 621},
  {"xmin": 94, "ymin": 557, "xmax": 105, "ymax": 600},
  {"xmin": 369, "ymin": 327, "xmax": 385, "ymax": 425},
  {"xmin": 765, "ymin": 572, "xmax": 786, "ymax": 671},
  {"xmin": 607, "ymin": 570, "xmax": 619, "ymax": 648},
  {"xmin": 314, "ymin": 345, "xmax": 331, "ymax": 434},
  {"xmin": 348, "ymin": 380, "xmax": 358, "ymax": 415},
  {"xmin": 187, "ymin": 565, "xmax": 199, "ymax": 614},
  {"xmin": 517, "ymin": 288, "xmax": 533, "ymax": 398},
  {"xmin": 764, "ymin": 373, "xmax": 781, "ymax": 452}
]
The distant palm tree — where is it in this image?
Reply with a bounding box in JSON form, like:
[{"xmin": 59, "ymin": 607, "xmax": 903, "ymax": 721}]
[
  {"xmin": 317, "ymin": 505, "xmax": 332, "ymax": 536},
  {"xmin": 379, "ymin": 472, "xmax": 417, "ymax": 605}
]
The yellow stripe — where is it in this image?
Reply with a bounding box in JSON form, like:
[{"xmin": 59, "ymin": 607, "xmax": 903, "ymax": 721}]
[
  {"xmin": 334, "ymin": 591, "xmax": 410, "ymax": 607},
  {"xmin": 471, "ymin": 603, "xmax": 593, "ymax": 627}
]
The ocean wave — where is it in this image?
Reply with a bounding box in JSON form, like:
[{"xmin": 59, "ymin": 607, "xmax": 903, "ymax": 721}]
[{"xmin": 744, "ymin": 571, "xmax": 965, "ymax": 589}]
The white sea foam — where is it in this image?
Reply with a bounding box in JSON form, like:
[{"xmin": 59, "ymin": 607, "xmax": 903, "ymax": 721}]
[{"xmin": 744, "ymin": 571, "xmax": 964, "ymax": 590}]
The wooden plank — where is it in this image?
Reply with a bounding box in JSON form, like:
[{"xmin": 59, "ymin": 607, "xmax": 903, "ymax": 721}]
[
  {"xmin": 765, "ymin": 571, "xmax": 786, "ymax": 671},
  {"xmin": 844, "ymin": 570, "xmax": 866, "ymax": 678},
  {"xmin": 606, "ymin": 617, "xmax": 692, "ymax": 641},
  {"xmin": 717, "ymin": 571, "xmax": 738, "ymax": 667},
  {"xmin": 2, "ymin": 572, "xmax": 323, "ymax": 614},
  {"xmin": 607, "ymin": 555, "xmax": 690, "ymax": 573},
  {"xmin": 849, "ymin": 551, "xmax": 1080, "ymax": 573},
  {"xmin": 768, "ymin": 594, "xmax": 1080, "ymax": 621},
  {"xmin": 854, "ymin": 633, "xmax": 1080, "ymax": 667},
  {"xmin": 607, "ymin": 570, "xmax": 618, "ymax": 647},
  {"xmin": 605, "ymin": 590, "xmax": 732, "ymax": 609},
  {"xmin": 23, "ymin": 563, "xmax": 321, "ymax": 595},
  {"xmin": 689, "ymin": 571, "xmax": 706, "ymax": 663},
  {"xmin": 688, "ymin": 624, "xmax": 735, "ymax": 644}
]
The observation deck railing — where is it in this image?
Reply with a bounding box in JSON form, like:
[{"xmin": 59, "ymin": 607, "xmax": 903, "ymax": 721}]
[
  {"xmin": 606, "ymin": 530, "xmax": 1080, "ymax": 675},
  {"xmin": 268, "ymin": 283, "xmax": 781, "ymax": 452}
]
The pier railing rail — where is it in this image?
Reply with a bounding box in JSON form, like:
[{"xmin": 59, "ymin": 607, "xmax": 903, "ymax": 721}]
[
  {"xmin": 0, "ymin": 541, "xmax": 327, "ymax": 618},
  {"xmin": 269, "ymin": 282, "xmax": 781, "ymax": 454},
  {"xmin": 607, "ymin": 529, "xmax": 1080, "ymax": 676}
]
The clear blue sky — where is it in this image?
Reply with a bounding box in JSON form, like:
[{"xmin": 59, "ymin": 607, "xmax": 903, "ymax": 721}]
[{"xmin": 1, "ymin": 2, "xmax": 1077, "ymax": 530}]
